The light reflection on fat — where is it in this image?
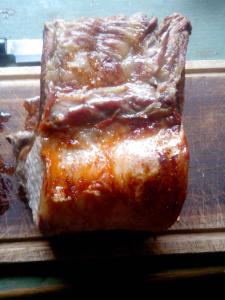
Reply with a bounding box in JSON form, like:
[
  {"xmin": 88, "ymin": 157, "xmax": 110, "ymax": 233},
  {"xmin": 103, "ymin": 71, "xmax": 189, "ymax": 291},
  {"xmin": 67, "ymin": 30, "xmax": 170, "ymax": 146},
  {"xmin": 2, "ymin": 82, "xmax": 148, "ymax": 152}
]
[
  {"xmin": 58, "ymin": 143, "xmax": 107, "ymax": 181},
  {"xmin": 112, "ymin": 128, "xmax": 183, "ymax": 187}
]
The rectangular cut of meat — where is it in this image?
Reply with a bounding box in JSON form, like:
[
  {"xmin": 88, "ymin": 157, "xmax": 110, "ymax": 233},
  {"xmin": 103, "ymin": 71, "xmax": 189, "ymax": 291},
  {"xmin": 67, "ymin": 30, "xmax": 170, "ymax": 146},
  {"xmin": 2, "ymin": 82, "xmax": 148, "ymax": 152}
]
[{"xmin": 25, "ymin": 13, "xmax": 191, "ymax": 233}]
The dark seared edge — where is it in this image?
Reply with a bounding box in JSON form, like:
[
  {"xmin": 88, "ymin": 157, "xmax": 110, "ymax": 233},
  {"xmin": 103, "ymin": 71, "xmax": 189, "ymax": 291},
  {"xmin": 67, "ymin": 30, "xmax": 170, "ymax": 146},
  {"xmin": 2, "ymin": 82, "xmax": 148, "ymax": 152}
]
[{"xmin": 40, "ymin": 23, "xmax": 55, "ymax": 120}]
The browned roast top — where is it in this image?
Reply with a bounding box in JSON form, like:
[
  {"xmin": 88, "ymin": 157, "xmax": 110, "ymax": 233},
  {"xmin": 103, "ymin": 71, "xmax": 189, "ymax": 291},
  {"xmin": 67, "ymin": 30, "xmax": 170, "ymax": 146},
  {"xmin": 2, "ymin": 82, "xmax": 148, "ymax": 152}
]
[{"xmin": 40, "ymin": 13, "xmax": 191, "ymax": 131}]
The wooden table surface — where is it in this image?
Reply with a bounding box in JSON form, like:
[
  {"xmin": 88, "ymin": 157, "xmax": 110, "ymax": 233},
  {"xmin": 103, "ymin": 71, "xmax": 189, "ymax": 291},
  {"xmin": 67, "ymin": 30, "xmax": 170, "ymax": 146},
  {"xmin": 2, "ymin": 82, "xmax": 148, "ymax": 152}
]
[{"xmin": 0, "ymin": 0, "xmax": 225, "ymax": 297}]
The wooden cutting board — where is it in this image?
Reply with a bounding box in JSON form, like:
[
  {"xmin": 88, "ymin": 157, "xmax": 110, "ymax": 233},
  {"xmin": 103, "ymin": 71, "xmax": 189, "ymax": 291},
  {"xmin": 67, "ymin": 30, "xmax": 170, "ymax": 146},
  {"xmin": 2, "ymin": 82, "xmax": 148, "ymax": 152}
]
[{"xmin": 0, "ymin": 61, "xmax": 225, "ymax": 262}]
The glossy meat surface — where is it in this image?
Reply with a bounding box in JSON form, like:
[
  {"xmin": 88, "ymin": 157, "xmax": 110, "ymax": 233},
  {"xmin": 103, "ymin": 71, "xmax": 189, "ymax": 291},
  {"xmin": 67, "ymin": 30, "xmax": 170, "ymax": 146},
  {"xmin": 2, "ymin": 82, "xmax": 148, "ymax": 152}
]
[
  {"xmin": 26, "ymin": 13, "xmax": 191, "ymax": 233},
  {"xmin": 40, "ymin": 13, "xmax": 191, "ymax": 129}
]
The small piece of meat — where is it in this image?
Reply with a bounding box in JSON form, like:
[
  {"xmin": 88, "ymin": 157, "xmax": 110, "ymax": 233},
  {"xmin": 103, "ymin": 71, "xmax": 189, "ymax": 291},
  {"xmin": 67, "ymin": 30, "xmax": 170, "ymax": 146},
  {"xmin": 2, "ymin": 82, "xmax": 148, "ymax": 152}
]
[
  {"xmin": 0, "ymin": 112, "xmax": 11, "ymax": 129},
  {"xmin": 6, "ymin": 131, "xmax": 34, "ymax": 159},
  {"xmin": 23, "ymin": 13, "xmax": 191, "ymax": 234},
  {"xmin": 24, "ymin": 96, "xmax": 40, "ymax": 131}
]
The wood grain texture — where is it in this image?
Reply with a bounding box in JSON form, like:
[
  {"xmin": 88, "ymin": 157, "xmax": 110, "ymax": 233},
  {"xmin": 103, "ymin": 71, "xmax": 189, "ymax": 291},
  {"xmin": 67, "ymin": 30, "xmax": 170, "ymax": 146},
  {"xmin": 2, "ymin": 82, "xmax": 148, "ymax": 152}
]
[
  {"xmin": 186, "ymin": 60, "xmax": 225, "ymax": 73},
  {"xmin": 0, "ymin": 62, "xmax": 225, "ymax": 261},
  {"xmin": 146, "ymin": 265, "xmax": 225, "ymax": 282},
  {"xmin": 0, "ymin": 284, "xmax": 66, "ymax": 298},
  {"xmin": 1, "ymin": 231, "xmax": 225, "ymax": 262}
]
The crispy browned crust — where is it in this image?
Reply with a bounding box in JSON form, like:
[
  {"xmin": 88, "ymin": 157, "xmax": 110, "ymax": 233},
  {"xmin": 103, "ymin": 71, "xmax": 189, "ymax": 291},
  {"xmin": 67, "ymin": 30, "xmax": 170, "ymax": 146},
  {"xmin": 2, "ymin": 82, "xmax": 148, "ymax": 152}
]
[{"xmin": 38, "ymin": 131, "xmax": 189, "ymax": 234}]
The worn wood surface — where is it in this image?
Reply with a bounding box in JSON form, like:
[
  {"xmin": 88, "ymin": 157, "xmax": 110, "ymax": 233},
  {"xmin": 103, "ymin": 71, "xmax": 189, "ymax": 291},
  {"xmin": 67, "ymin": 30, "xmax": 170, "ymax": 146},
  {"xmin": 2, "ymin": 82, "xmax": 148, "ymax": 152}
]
[
  {"xmin": 0, "ymin": 61, "xmax": 225, "ymax": 261},
  {"xmin": 1, "ymin": 231, "xmax": 225, "ymax": 263}
]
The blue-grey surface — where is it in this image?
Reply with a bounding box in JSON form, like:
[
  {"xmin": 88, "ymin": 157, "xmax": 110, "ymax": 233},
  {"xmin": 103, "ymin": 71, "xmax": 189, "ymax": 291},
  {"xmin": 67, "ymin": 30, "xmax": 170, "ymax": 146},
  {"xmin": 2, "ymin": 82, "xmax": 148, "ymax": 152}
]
[{"xmin": 0, "ymin": 0, "xmax": 225, "ymax": 60}]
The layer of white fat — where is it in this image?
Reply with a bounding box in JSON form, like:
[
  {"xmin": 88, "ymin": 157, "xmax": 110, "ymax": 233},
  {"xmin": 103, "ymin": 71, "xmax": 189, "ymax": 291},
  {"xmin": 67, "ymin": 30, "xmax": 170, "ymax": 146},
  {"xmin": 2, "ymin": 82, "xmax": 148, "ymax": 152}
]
[
  {"xmin": 59, "ymin": 143, "xmax": 107, "ymax": 182},
  {"xmin": 112, "ymin": 128, "xmax": 183, "ymax": 198},
  {"xmin": 24, "ymin": 136, "xmax": 43, "ymax": 225}
]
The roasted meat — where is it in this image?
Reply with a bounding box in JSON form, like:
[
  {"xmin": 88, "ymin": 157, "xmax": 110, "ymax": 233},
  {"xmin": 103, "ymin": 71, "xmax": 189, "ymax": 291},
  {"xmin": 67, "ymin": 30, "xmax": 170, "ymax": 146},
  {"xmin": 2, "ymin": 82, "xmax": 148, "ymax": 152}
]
[{"xmin": 21, "ymin": 13, "xmax": 191, "ymax": 233}]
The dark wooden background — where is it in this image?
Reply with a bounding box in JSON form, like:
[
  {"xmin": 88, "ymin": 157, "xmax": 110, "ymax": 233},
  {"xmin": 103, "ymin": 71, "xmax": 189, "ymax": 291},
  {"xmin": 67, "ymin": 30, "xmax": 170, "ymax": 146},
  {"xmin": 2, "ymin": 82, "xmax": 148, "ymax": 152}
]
[
  {"xmin": 0, "ymin": 62, "xmax": 225, "ymax": 296},
  {"xmin": 0, "ymin": 66, "xmax": 225, "ymax": 262}
]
